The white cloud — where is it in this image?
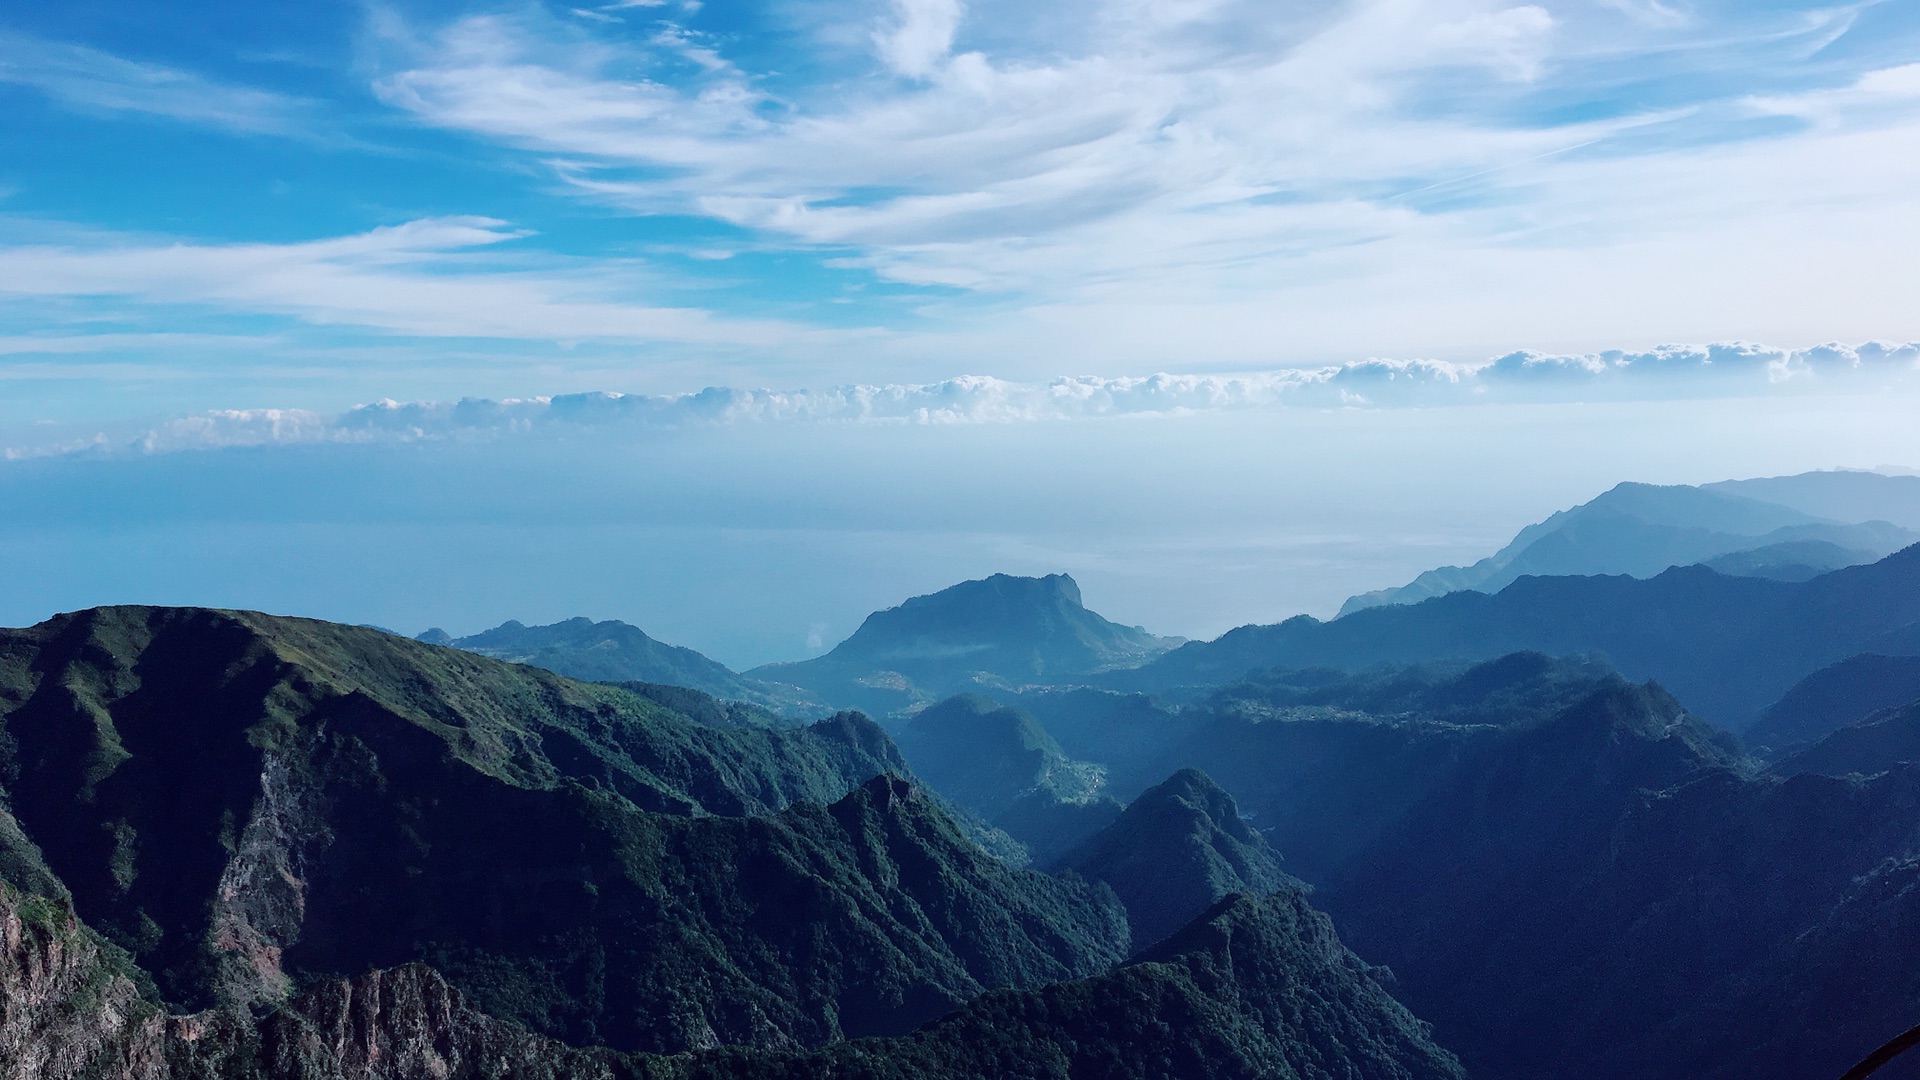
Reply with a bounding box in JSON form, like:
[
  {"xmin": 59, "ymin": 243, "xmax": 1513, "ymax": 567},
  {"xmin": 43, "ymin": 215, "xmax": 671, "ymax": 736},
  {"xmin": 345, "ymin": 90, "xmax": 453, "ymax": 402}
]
[
  {"xmin": 361, "ymin": 0, "xmax": 1920, "ymax": 317},
  {"xmin": 875, "ymin": 0, "xmax": 967, "ymax": 78},
  {"xmin": 0, "ymin": 218, "xmax": 841, "ymax": 348},
  {"xmin": 15, "ymin": 339, "xmax": 1912, "ymax": 458},
  {"xmin": 0, "ymin": 31, "xmax": 314, "ymax": 134}
]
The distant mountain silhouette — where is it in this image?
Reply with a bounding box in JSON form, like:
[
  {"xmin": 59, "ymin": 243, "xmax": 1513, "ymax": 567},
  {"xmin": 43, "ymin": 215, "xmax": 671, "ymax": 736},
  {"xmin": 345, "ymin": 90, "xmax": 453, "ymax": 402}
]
[
  {"xmin": 1746, "ymin": 653, "xmax": 1920, "ymax": 751},
  {"xmin": 1701, "ymin": 538, "xmax": 1885, "ymax": 581},
  {"xmin": 1117, "ymin": 545, "xmax": 1920, "ymax": 728},
  {"xmin": 426, "ymin": 616, "xmax": 821, "ymax": 716},
  {"xmin": 752, "ymin": 574, "xmax": 1179, "ymax": 715},
  {"xmin": 1708, "ymin": 469, "xmax": 1920, "ymax": 530},
  {"xmin": 1340, "ymin": 478, "xmax": 1915, "ymax": 615},
  {"xmin": 1009, "ymin": 686, "xmax": 1201, "ymax": 769}
]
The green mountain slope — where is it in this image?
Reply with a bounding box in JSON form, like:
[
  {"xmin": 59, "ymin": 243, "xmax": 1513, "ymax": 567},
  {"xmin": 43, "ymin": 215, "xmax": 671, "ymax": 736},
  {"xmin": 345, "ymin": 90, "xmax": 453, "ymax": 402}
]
[
  {"xmin": 1054, "ymin": 655, "xmax": 1617, "ymax": 883},
  {"xmin": 0, "ymin": 606, "xmax": 1473, "ymax": 1080},
  {"xmin": 679, "ymin": 890, "xmax": 1466, "ymax": 1080},
  {"xmin": 4, "ymin": 879, "xmax": 1464, "ymax": 1080},
  {"xmin": 0, "ymin": 607, "xmax": 1133, "ymax": 1051}
]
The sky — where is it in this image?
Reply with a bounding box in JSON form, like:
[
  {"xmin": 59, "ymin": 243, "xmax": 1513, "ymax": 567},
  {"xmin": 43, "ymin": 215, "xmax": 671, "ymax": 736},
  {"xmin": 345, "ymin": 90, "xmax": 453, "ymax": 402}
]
[{"xmin": 3, "ymin": 0, "xmax": 1920, "ymax": 664}]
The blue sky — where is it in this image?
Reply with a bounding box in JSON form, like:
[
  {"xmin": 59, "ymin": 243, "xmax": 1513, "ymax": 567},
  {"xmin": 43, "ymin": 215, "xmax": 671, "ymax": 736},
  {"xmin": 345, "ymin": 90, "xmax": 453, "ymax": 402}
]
[
  {"xmin": 5, "ymin": 0, "xmax": 1920, "ymax": 424},
  {"xmin": 4, "ymin": 0, "xmax": 1920, "ymax": 661}
]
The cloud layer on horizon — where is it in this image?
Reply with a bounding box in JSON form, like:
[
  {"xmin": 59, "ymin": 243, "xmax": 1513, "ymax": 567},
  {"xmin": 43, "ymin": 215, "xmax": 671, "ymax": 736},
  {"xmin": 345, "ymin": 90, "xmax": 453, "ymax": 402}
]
[{"xmin": 10, "ymin": 339, "xmax": 1914, "ymax": 459}]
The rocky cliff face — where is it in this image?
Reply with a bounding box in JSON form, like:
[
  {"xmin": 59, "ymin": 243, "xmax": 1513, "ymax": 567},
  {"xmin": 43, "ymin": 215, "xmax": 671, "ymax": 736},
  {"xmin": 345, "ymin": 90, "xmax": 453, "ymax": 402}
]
[
  {"xmin": 1, "ymin": 876, "xmax": 629, "ymax": 1080},
  {"xmin": 0, "ymin": 882, "xmax": 169, "ymax": 1080}
]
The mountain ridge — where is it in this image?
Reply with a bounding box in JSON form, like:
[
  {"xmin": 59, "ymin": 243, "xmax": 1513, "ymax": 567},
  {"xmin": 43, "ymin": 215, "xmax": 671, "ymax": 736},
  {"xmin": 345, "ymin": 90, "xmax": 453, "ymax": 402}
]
[
  {"xmin": 1113, "ymin": 544, "xmax": 1920, "ymax": 728},
  {"xmin": 1340, "ymin": 478, "xmax": 1917, "ymax": 615},
  {"xmin": 423, "ymin": 617, "xmax": 820, "ymax": 718}
]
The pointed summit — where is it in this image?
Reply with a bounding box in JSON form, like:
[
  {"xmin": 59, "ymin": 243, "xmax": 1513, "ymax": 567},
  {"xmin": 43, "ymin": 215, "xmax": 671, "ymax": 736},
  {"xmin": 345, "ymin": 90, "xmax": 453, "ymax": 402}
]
[{"xmin": 1059, "ymin": 767, "xmax": 1292, "ymax": 949}]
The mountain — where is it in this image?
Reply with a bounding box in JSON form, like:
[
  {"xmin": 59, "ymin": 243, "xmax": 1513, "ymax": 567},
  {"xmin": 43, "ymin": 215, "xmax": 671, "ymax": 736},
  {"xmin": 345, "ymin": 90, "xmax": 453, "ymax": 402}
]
[
  {"xmin": 5, "ymin": 878, "xmax": 1465, "ymax": 1080},
  {"xmin": 1115, "ymin": 545, "xmax": 1920, "ymax": 728},
  {"xmin": 1745, "ymin": 653, "xmax": 1920, "ymax": 751},
  {"xmin": 890, "ymin": 694, "xmax": 1120, "ymax": 864},
  {"xmin": 935, "ymin": 655, "xmax": 1920, "ymax": 1077},
  {"xmin": 426, "ymin": 617, "xmax": 819, "ymax": 717},
  {"xmin": 1708, "ymin": 470, "xmax": 1920, "ymax": 531},
  {"xmin": 1340, "ymin": 479, "xmax": 1916, "ymax": 615},
  {"xmin": 0, "ymin": 605, "xmax": 1467, "ymax": 1080},
  {"xmin": 1700, "ymin": 538, "xmax": 1885, "ymax": 581},
  {"xmin": 1771, "ymin": 701, "xmax": 1920, "ymax": 778},
  {"xmin": 681, "ymin": 889, "xmax": 1466, "ymax": 1080},
  {"xmin": 1085, "ymin": 654, "xmax": 1623, "ymax": 883},
  {"xmin": 1006, "ymin": 686, "xmax": 1199, "ymax": 766},
  {"xmin": 750, "ymin": 574, "xmax": 1179, "ymax": 716},
  {"xmin": 1055, "ymin": 768, "xmax": 1291, "ymax": 949},
  {"xmin": 0, "ymin": 607, "xmax": 1135, "ymax": 1052},
  {"xmin": 1321, "ymin": 680, "xmax": 1920, "ymax": 1080}
]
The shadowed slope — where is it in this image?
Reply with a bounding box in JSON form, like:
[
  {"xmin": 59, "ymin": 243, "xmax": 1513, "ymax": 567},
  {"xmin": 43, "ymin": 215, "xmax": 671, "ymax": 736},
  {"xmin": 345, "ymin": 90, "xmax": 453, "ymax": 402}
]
[
  {"xmin": 1748, "ymin": 654, "xmax": 1920, "ymax": 751},
  {"xmin": 1, "ymin": 879, "xmax": 1463, "ymax": 1080},
  {"xmin": 891, "ymin": 694, "xmax": 1120, "ymax": 863},
  {"xmin": 1324, "ymin": 679, "xmax": 1920, "ymax": 1080},
  {"xmin": 1057, "ymin": 768, "xmax": 1291, "ymax": 949}
]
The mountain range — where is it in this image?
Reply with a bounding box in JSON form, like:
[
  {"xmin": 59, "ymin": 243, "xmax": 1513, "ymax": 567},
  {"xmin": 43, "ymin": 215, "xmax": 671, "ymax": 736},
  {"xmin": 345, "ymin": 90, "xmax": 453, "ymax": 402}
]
[
  {"xmin": 965, "ymin": 655, "xmax": 1920, "ymax": 1080},
  {"xmin": 0, "ymin": 605, "xmax": 1460, "ymax": 1080},
  {"xmin": 1340, "ymin": 476, "xmax": 1919, "ymax": 615},
  {"xmin": 14, "ymin": 468, "xmax": 1920, "ymax": 1078},
  {"xmin": 1110, "ymin": 542, "xmax": 1920, "ymax": 729}
]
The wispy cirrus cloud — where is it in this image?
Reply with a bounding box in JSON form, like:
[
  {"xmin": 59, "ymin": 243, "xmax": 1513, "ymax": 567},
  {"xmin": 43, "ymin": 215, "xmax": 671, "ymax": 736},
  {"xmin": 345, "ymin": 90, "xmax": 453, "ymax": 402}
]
[
  {"xmin": 0, "ymin": 29, "xmax": 316, "ymax": 134},
  {"xmin": 0, "ymin": 217, "xmax": 844, "ymax": 348},
  {"xmin": 361, "ymin": 0, "xmax": 1919, "ymax": 305}
]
